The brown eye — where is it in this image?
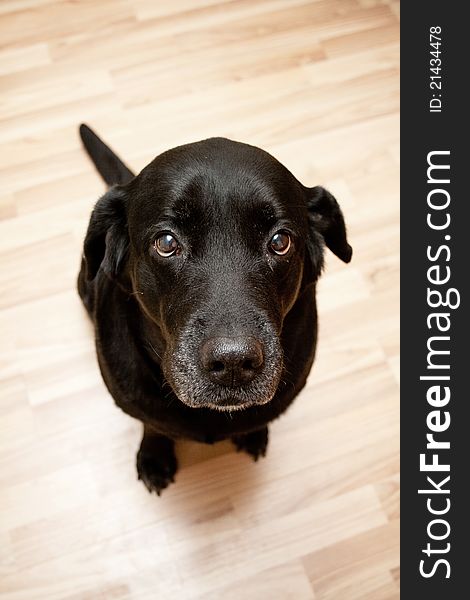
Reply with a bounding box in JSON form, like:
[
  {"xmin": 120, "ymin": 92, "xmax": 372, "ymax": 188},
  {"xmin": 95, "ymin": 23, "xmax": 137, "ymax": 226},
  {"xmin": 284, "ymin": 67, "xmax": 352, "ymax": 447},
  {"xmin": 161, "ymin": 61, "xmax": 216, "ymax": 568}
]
[
  {"xmin": 269, "ymin": 231, "xmax": 291, "ymax": 255},
  {"xmin": 153, "ymin": 233, "xmax": 180, "ymax": 257}
]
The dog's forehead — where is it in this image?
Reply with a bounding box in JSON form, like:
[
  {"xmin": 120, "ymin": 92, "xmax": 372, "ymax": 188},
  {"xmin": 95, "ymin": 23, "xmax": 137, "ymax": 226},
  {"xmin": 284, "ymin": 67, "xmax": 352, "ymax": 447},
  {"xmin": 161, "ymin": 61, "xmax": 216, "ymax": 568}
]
[
  {"xmin": 132, "ymin": 137, "xmax": 303, "ymax": 227},
  {"xmin": 167, "ymin": 167, "xmax": 284, "ymax": 222}
]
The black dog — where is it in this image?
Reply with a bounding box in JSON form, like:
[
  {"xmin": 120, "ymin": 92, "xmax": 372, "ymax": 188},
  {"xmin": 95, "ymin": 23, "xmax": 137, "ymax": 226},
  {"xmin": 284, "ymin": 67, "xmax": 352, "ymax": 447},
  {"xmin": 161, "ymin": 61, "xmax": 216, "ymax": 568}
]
[{"xmin": 77, "ymin": 124, "xmax": 352, "ymax": 494}]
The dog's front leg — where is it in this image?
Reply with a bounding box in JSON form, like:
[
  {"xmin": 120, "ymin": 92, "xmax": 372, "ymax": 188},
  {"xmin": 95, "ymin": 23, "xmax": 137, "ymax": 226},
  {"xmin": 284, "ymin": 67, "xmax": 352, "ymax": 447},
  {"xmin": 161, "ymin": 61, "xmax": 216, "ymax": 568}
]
[
  {"xmin": 136, "ymin": 425, "xmax": 177, "ymax": 495},
  {"xmin": 232, "ymin": 426, "xmax": 269, "ymax": 461}
]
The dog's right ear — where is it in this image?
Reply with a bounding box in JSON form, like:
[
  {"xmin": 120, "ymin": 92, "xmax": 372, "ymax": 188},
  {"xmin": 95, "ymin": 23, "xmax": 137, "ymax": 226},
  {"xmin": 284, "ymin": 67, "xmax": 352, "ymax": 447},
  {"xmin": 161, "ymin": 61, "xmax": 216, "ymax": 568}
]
[
  {"xmin": 306, "ymin": 186, "xmax": 352, "ymax": 264},
  {"xmin": 83, "ymin": 186, "xmax": 129, "ymax": 281}
]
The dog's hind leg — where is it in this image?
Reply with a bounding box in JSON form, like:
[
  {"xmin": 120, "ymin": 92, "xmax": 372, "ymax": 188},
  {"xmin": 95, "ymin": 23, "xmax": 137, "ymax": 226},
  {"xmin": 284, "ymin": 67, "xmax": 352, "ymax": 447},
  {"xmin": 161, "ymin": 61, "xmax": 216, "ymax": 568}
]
[
  {"xmin": 136, "ymin": 425, "xmax": 178, "ymax": 495},
  {"xmin": 232, "ymin": 426, "xmax": 269, "ymax": 461}
]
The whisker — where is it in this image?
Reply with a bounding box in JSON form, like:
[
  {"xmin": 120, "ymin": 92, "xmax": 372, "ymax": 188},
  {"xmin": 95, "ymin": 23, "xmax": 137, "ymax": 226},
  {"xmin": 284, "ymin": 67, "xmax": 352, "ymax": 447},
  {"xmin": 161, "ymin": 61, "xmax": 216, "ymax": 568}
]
[{"xmin": 146, "ymin": 340, "xmax": 163, "ymax": 361}]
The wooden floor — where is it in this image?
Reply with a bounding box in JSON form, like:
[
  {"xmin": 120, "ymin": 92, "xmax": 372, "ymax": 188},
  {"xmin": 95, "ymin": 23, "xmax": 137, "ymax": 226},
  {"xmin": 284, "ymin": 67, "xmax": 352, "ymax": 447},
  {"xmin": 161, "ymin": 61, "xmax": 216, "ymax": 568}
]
[{"xmin": 0, "ymin": 1, "xmax": 399, "ymax": 598}]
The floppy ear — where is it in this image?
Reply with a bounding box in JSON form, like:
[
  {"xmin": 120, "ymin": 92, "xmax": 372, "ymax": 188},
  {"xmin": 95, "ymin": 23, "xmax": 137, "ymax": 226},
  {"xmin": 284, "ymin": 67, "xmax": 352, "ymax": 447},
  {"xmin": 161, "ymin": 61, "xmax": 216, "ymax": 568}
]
[
  {"xmin": 83, "ymin": 186, "xmax": 129, "ymax": 280},
  {"xmin": 306, "ymin": 186, "xmax": 352, "ymax": 263}
]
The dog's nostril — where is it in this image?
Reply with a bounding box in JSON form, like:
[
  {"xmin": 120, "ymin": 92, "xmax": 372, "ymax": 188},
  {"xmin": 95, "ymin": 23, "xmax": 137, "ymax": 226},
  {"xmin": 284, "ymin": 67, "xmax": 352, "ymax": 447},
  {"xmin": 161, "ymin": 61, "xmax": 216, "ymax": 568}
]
[
  {"xmin": 211, "ymin": 360, "xmax": 225, "ymax": 372},
  {"xmin": 242, "ymin": 359, "xmax": 255, "ymax": 371}
]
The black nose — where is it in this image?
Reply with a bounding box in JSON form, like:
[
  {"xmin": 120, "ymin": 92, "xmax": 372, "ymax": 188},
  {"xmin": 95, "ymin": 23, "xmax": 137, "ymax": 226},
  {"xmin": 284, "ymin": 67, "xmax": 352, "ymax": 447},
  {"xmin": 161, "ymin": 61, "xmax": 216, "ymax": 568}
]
[{"xmin": 200, "ymin": 336, "xmax": 264, "ymax": 387}]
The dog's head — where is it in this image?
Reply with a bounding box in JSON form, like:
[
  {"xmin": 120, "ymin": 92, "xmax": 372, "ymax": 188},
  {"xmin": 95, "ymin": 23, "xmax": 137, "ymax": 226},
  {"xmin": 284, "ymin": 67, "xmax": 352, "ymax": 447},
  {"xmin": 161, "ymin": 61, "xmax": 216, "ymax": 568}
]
[{"xmin": 83, "ymin": 138, "xmax": 351, "ymax": 411}]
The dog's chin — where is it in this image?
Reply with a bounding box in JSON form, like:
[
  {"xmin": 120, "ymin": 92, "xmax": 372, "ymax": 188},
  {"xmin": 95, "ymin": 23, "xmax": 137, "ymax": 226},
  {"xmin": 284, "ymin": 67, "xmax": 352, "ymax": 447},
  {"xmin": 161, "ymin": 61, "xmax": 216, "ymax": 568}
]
[
  {"xmin": 167, "ymin": 373, "xmax": 280, "ymax": 412},
  {"xmin": 189, "ymin": 392, "xmax": 275, "ymax": 412}
]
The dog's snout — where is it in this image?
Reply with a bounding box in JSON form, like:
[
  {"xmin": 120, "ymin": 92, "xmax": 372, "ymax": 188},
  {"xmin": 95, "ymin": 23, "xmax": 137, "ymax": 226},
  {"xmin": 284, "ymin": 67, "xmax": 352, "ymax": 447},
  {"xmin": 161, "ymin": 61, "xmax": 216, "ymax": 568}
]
[{"xmin": 200, "ymin": 336, "xmax": 264, "ymax": 387}]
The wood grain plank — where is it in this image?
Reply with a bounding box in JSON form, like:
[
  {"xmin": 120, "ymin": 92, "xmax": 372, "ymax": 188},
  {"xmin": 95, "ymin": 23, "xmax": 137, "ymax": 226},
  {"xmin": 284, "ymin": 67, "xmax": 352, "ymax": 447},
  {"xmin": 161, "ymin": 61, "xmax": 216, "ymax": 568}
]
[{"xmin": 0, "ymin": 0, "xmax": 399, "ymax": 597}]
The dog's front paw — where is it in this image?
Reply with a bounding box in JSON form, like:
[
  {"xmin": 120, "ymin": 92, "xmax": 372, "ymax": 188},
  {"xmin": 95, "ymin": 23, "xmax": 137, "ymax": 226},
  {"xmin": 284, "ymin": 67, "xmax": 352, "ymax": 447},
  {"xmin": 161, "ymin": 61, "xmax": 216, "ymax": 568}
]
[
  {"xmin": 232, "ymin": 426, "xmax": 269, "ymax": 461},
  {"xmin": 136, "ymin": 433, "xmax": 177, "ymax": 495}
]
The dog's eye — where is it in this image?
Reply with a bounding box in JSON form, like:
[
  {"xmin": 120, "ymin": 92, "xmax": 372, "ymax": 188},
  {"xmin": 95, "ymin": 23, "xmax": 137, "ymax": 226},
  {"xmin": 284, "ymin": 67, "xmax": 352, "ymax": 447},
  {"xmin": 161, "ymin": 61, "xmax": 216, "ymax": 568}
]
[
  {"xmin": 269, "ymin": 231, "xmax": 291, "ymax": 256},
  {"xmin": 153, "ymin": 233, "xmax": 180, "ymax": 257}
]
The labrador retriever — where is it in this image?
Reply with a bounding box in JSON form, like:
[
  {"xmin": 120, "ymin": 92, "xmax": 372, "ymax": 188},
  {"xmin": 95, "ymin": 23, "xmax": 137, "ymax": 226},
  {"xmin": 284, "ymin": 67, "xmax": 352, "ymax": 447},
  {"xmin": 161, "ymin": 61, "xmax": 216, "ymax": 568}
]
[{"xmin": 77, "ymin": 124, "xmax": 352, "ymax": 494}]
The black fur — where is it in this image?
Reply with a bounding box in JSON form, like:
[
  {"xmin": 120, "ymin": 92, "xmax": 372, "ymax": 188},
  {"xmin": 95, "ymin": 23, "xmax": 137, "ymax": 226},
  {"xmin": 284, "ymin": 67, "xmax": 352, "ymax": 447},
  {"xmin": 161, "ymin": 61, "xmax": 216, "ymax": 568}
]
[
  {"xmin": 79, "ymin": 124, "xmax": 134, "ymax": 185},
  {"xmin": 78, "ymin": 125, "xmax": 352, "ymax": 494}
]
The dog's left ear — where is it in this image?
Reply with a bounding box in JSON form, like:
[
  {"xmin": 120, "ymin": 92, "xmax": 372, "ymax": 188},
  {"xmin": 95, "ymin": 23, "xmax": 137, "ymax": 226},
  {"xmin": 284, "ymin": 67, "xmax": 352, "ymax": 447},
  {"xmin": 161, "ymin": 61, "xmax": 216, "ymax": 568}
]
[
  {"xmin": 83, "ymin": 186, "xmax": 129, "ymax": 280},
  {"xmin": 306, "ymin": 186, "xmax": 352, "ymax": 263}
]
